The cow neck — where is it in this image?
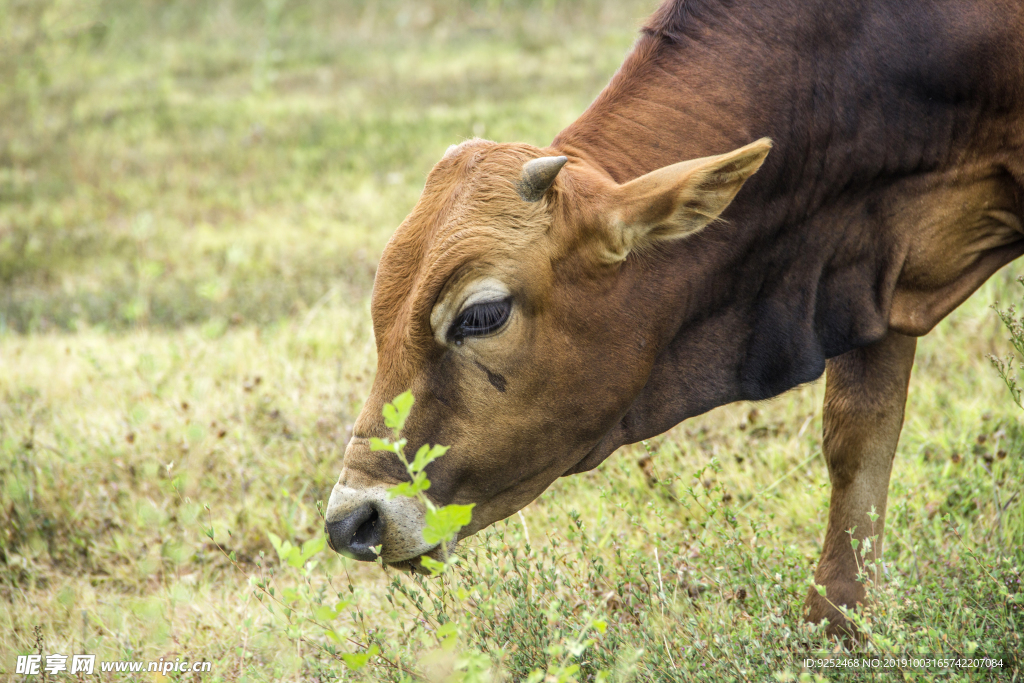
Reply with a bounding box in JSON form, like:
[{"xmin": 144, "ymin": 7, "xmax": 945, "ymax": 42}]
[
  {"xmin": 554, "ymin": 0, "xmax": 1024, "ymax": 471},
  {"xmin": 550, "ymin": 11, "xmax": 803, "ymax": 319},
  {"xmin": 552, "ymin": 15, "xmax": 833, "ymax": 405},
  {"xmin": 553, "ymin": 0, "xmax": 956, "ymax": 439},
  {"xmin": 553, "ymin": 0, "xmax": 1024, "ymax": 454}
]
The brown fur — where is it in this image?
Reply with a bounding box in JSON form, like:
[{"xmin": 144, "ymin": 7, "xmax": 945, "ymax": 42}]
[{"xmin": 328, "ymin": 0, "xmax": 1024, "ymax": 636}]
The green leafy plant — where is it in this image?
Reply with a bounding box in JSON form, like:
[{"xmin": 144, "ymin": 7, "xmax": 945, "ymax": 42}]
[
  {"xmin": 247, "ymin": 392, "xmax": 623, "ymax": 682},
  {"xmin": 370, "ymin": 390, "xmax": 475, "ymax": 575},
  {"xmin": 991, "ymin": 276, "xmax": 1024, "ymax": 410}
]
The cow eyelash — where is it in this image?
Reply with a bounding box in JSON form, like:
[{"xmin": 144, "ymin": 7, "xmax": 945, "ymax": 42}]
[{"xmin": 449, "ymin": 298, "xmax": 512, "ymax": 342}]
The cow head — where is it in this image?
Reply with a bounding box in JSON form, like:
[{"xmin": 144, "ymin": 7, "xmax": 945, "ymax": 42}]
[{"xmin": 325, "ymin": 137, "xmax": 771, "ymax": 570}]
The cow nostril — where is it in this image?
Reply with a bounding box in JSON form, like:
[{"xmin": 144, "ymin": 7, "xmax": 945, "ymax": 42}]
[
  {"xmin": 324, "ymin": 502, "xmax": 384, "ymax": 562},
  {"xmin": 352, "ymin": 508, "xmax": 380, "ymax": 547}
]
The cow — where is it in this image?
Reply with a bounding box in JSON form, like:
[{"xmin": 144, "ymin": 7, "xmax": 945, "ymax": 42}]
[{"xmin": 324, "ymin": 0, "xmax": 1024, "ymax": 635}]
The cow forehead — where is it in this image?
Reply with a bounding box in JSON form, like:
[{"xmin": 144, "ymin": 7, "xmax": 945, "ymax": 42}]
[{"xmin": 370, "ymin": 141, "xmax": 553, "ymax": 360}]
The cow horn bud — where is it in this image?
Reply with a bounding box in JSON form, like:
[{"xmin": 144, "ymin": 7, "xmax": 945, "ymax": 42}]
[{"xmin": 516, "ymin": 155, "xmax": 567, "ymax": 202}]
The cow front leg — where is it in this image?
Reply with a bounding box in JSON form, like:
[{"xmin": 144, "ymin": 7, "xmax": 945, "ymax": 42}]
[{"xmin": 803, "ymin": 331, "xmax": 917, "ymax": 637}]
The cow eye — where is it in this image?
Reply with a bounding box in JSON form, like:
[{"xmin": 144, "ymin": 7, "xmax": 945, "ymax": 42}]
[{"xmin": 450, "ymin": 298, "xmax": 512, "ymax": 342}]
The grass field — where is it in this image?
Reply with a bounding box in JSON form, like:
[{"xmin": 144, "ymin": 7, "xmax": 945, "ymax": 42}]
[{"xmin": 1, "ymin": 1, "xmax": 1022, "ymax": 681}]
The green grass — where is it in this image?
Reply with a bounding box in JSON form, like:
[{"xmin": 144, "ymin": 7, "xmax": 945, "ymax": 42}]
[{"xmin": 1, "ymin": 1, "xmax": 1022, "ymax": 681}]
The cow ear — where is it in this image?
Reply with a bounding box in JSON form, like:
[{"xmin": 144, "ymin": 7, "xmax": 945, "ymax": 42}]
[{"xmin": 605, "ymin": 138, "xmax": 771, "ymax": 261}]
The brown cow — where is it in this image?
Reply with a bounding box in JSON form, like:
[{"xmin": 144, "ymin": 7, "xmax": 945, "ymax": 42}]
[{"xmin": 325, "ymin": 0, "xmax": 1024, "ymax": 634}]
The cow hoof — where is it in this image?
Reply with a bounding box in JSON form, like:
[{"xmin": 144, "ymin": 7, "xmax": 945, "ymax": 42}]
[{"xmin": 803, "ymin": 585, "xmax": 863, "ymax": 642}]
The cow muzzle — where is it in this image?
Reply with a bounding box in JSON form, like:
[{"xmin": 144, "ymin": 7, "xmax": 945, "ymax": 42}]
[{"xmin": 324, "ymin": 481, "xmax": 436, "ymax": 566}]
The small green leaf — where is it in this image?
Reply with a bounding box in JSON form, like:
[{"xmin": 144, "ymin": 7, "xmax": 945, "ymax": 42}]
[
  {"xmin": 410, "ymin": 443, "xmax": 449, "ymax": 474},
  {"xmin": 301, "ymin": 536, "xmax": 327, "ymax": 562},
  {"xmin": 314, "ymin": 604, "xmax": 340, "ymax": 621},
  {"xmin": 387, "ymin": 482, "xmax": 413, "ymax": 498},
  {"xmin": 341, "ymin": 652, "xmax": 369, "ymax": 670},
  {"xmin": 423, "ymin": 503, "xmax": 474, "ymax": 545},
  {"xmin": 560, "ymin": 664, "xmax": 581, "ymax": 680},
  {"xmin": 387, "ymin": 479, "xmax": 430, "ymax": 499},
  {"xmin": 437, "ymin": 621, "xmax": 459, "ymax": 650},
  {"xmin": 315, "ymin": 599, "xmax": 351, "ymax": 622},
  {"xmin": 267, "ymin": 532, "xmax": 285, "ymax": 560},
  {"xmin": 383, "ymin": 391, "xmax": 415, "ymax": 433},
  {"xmin": 286, "ymin": 546, "xmax": 304, "ymax": 568},
  {"xmin": 341, "ymin": 644, "xmax": 379, "ymax": 671},
  {"xmin": 419, "ymin": 555, "xmax": 446, "ymax": 576},
  {"xmin": 369, "ymin": 437, "xmax": 394, "ymax": 452}
]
